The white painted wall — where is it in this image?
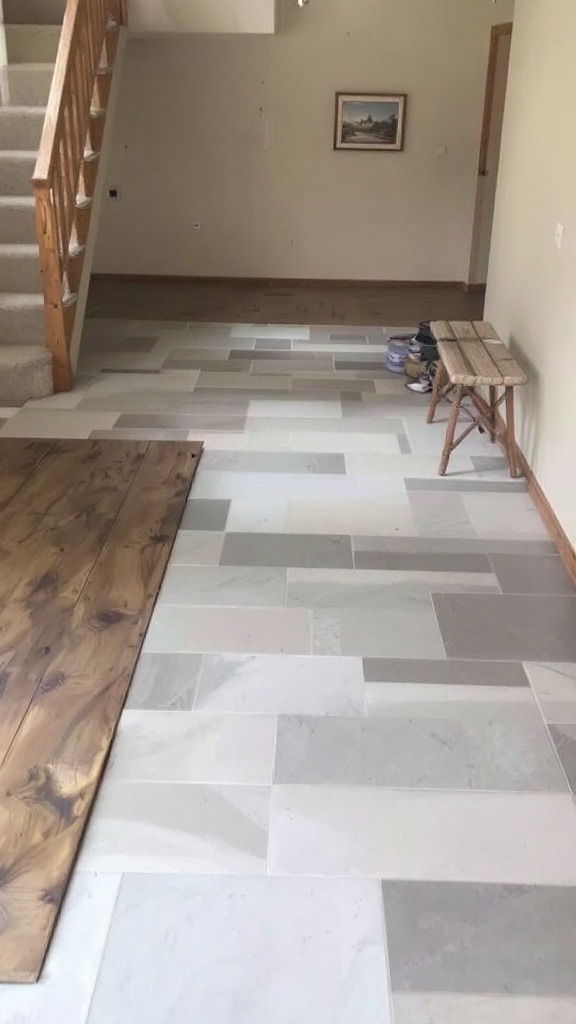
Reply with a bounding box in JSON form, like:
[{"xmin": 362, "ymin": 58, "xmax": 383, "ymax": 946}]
[
  {"xmin": 486, "ymin": 0, "xmax": 576, "ymax": 545},
  {"xmin": 94, "ymin": 0, "xmax": 514, "ymax": 281},
  {"xmin": 127, "ymin": 0, "xmax": 277, "ymax": 35}
]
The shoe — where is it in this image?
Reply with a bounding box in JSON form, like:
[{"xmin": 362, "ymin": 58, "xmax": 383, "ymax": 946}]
[{"xmin": 406, "ymin": 372, "xmax": 433, "ymax": 394}]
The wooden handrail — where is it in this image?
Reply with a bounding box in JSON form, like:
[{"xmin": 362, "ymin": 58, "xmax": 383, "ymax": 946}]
[{"xmin": 32, "ymin": 0, "xmax": 126, "ymax": 391}]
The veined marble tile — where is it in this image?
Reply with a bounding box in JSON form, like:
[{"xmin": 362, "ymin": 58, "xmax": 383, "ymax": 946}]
[
  {"xmin": 231, "ymin": 324, "xmax": 310, "ymax": 339},
  {"xmin": 523, "ymin": 663, "xmax": 576, "ymax": 723},
  {"xmin": 244, "ymin": 416, "xmax": 405, "ymax": 433},
  {"xmin": 286, "ymin": 498, "xmax": 417, "ymax": 537},
  {"xmin": 169, "ymin": 531, "xmax": 225, "ymax": 566},
  {"xmin": 392, "ymin": 993, "xmax": 576, "ymax": 1024},
  {"xmin": 248, "ymin": 399, "xmax": 343, "ymax": 419},
  {"xmin": 352, "ymin": 536, "xmax": 556, "ymax": 556},
  {"xmin": 345, "ymin": 453, "xmax": 477, "ymax": 478},
  {"xmin": 273, "ymin": 707, "xmax": 566, "ymax": 791},
  {"xmin": 0, "ymin": 409, "xmax": 119, "ymax": 437},
  {"xmin": 196, "ymin": 372, "xmax": 291, "ymax": 390},
  {"xmin": 192, "ymin": 470, "xmax": 404, "ymax": 502},
  {"xmin": 462, "ymin": 492, "xmax": 550, "ymax": 540},
  {"xmin": 158, "ymin": 565, "xmax": 287, "ymax": 607},
  {"xmin": 143, "ymin": 605, "xmax": 312, "ymax": 655},
  {"xmin": 0, "ymin": 872, "xmax": 120, "ymax": 1024},
  {"xmin": 79, "ymin": 781, "xmax": 270, "ymax": 874},
  {"xmin": 362, "ymin": 657, "xmax": 529, "ymax": 687},
  {"xmin": 125, "ymin": 652, "xmax": 202, "ymax": 710},
  {"xmin": 194, "ymin": 654, "xmax": 366, "ymax": 716},
  {"xmin": 311, "ymin": 601, "xmax": 445, "ymax": 658},
  {"xmin": 221, "ymin": 532, "xmax": 353, "ymax": 569},
  {"xmin": 366, "ymin": 682, "xmax": 535, "ymax": 715},
  {"xmin": 86, "ymin": 876, "xmax": 392, "ymax": 1024},
  {"xmin": 225, "ymin": 498, "xmax": 290, "ymax": 532},
  {"xmin": 199, "ymin": 450, "xmax": 346, "ymax": 474},
  {"xmin": 286, "ymin": 567, "xmax": 499, "ymax": 606},
  {"xmin": 107, "ymin": 711, "xmax": 276, "ymax": 784},
  {"xmin": 408, "ymin": 491, "xmax": 477, "ymax": 539},
  {"xmin": 269, "ymin": 786, "xmax": 576, "ymax": 883}
]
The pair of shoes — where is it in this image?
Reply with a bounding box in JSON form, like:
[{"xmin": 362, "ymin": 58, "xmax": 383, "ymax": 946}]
[{"xmin": 406, "ymin": 372, "xmax": 433, "ymax": 394}]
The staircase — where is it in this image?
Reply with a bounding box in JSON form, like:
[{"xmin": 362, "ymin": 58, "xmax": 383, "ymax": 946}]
[{"xmin": 0, "ymin": 0, "xmax": 125, "ymax": 403}]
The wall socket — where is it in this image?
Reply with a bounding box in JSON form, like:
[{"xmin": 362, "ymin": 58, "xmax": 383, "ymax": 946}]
[
  {"xmin": 555, "ymin": 222, "xmax": 565, "ymax": 249},
  {"xmin": 108, "ymin": 187, "xmax": 121, "ymax": 200}
]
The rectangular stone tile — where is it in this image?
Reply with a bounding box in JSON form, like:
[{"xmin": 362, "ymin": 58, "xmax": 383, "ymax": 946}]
[
  {"xmin": 398, "ymin": 432, "xmax": 412, "ymax": 454},
  {"xmin": 405, "ymin": 477, "xmax": 527, "ymax": 492},
  {"xmin": 365, "ymin": 682, "xmax": 535, "ymax": 716},
  {"xmin": 393, "ymin": 992, "xmax": 576, "ymax": 1024},
  {"xmin": 116, "ymin": 413, "xmax": 246, "ymax": 431},
  {"xmin": 329, "ymin": 332, "xmax": 369, "ymax": 342},
  {"xmin": 107, "ymin": 712, "xmax": 275, "ymax": 785},
  {"xmin": 408, "ymin": 491, "xmax": 477, "ymax": 538},
  {"xmin": 221, "ymin": 533, "xmax": 353, "ymax": 569},
  {"xmin": 354, "ymin": 551, "xmax": 492, "ymax": 573},
  {"xmin": 194, "ymin": 654, "xmax": 366, "ymax": 716},
  {"xmin": 489, "ymin": 554, "xmax": 576, "ymax": 595},
  {"xmin": 269, "ymin": 786, "xmax": 576, "ymax": 883},
  {"xmin": 383, "ymin": 880, "xmax": 576, "ymax": 996},
  {"xmin": 199, "ymin": 451, "xmax": 346, "ymax": 474},
  {"xmin": 292, "ymin": 377, "xmax": 376, "ymax": 392},
  {"xmin": 232, "ymin": 349, "xmax": 321, "ymax": 361},
  {"xmin": 86, "ymin": 876, "xmax": 392, "ymax": 1024},
  {"xmin": 196, "ymin": 372, "xmax": 291, "ymax": 390},
  {"xmin": 169, "ymin": 531, "xmax": 225, "ymax": 566},
  {"xmin": 346, "ymin": 453, "xmax": 475, "ymax": 479},
  {"xmin": 164, "ymin": 347, "xmax": 231, "ymax": 361},
  {"xmin": 434, "ymin": 593, "xmax": 576, "ymax": 661},
  {"xmin": 286, "ymin": 499, "xmax": 417, "ymax": 537},
  {"xmin": 251, "ymin": 358, "xmax": 335, "ymax": 374},
  {"xmin": 523, "ymin": 663, "xmax": 576, "ymax": 723},
  {"xmin": 231, "ymin": 325, "xmax": 309, "ymax": 339},
  {"xmin": 274, "ymin": 708, "xmax": 565, "ymax": 791},
  {"xmin": 0, "ymin": 409, "xmax": 119, "ymax": 437},
  {"xmin": 245, "ymin": 416, "xmax": 404, "ymax": 434},
  {"xmin": 352, "ymin": 536, "xmax": 557, "ymax": 555},
  {"xmin": 471, "ymin": 455, "xmax": 510, "ymax": 472},
  {"xmin": 79, "ymin": 782, "xmax": 269, "ymax": 874},
  {"xmin": 462, "ymin": 492, "xmax": 549, "ymax": 540},
  {"xmin": 254, "ymin": 338, "xmax": 292, "ymax": 349},
  {"xmin": 363, "ymin": 658, "xmax": 529, "ymax": 687},
  {"xmin": 125, "ymin": 652, "xmax": 203, "ymax": 710},
  {"xmin": 193, "ymin": 470, "xmax": 393, "ymax": 503},
  {"xmin": 91, "ymin": 428, "xmax": 191, "ymax": 441},
  {"xmin": 0, "ymin": 871, "xmax": 120, "ymax": 1024},
  {"xmin": 312, "ymin": 602, "xmax": 445, "ymax": 658},
  {"xmin": 287, "ymin": 568, "xmax": 499, "ymax": 607},
  {"xmin": 549, "ymin": 725, "xmax": 576, "ymax": 792},
  {"xmin": 180, "ymin": 499, "xmax": 230, "ymax": 531},
  {"xmin": 158, "ymin": 565, "xmax": 286, "ymax": 607},
  {"xmin": 143, "ymin": 606, "xmax": 311, "ymax": 655},
  {"xmin": 164, "ymin": 359, "xmax": 253, "ymax": 371},
  {"xmin": 248, "ymin": 399, "xmax": 343, "ymax": 418},
  {"xmin": 335, "ymin": 359, "xmax": 387, "ymax": 370}
]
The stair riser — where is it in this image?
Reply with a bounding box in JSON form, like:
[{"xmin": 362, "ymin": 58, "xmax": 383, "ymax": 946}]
[
  {"xmin": 5, "ymin": 25, "xmax": 61, "ymax": 64},
  {"xmin": 3, "ymin": 0, "xmax": 66, "ymax": 25},
  {"xmin": 0, "ymin": 66, "xmax": 54, "ymax": 107},
  {"xmin": 0, "ymin": 110, "xmax": 45, "ymax": 149},
  {"xmin": 0, "ymin": 253, "xmax": 42, "ymax": 293},
  {"xmin": 0, "ymin": 305, "xmax": 45, "ymax": 346},
  {"xmin": 0, "ymin": 156, "xmax": 36, "ymax": 196},
  {"xmin": 0, "ymin": 205, "xmax": 37, "ymax": 244}
]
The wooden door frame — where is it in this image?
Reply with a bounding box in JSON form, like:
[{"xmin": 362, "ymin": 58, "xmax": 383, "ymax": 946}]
[{"xmin": 478, "ymin": 22, "xmax": 513, "ymax": 177}]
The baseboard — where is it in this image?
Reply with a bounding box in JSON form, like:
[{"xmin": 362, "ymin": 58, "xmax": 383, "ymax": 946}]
[
  {"xmin": 463, "ymin": 282, "xmax": 487, "ymax": 294},
  {"xmin": 517, "ymin": 451, "xmax": 576, "ymax": 587},
  {"xmin": 91, "ymin": 273, "xmax": 472, "ymax": 291}
]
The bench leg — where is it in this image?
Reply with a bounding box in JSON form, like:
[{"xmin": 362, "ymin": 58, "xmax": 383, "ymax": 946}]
[
  {"xmin": 505, "ymin": 386, "xmax": 519, "ymax": 478},
  {"xmin": 439, "ymin": 385, "xmax": 464, "ymax": 476},
  {"xmin": 427, "ymin": 361, "xmax": 446, "ymax": 424},
  {"xmin": 489, "ymin": 385, "xmax": 497, "ymax": 442}
]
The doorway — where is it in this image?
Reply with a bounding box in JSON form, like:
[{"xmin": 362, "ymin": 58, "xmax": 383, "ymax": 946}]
[{"xmin": 468, "ymin": 21, "xmax": 513, "ymax": 287}]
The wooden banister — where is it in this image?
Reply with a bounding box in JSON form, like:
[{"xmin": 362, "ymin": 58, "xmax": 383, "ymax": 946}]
[{"xmin": 32, "ymin": 0, "xmax": 126, "ymax": 391}]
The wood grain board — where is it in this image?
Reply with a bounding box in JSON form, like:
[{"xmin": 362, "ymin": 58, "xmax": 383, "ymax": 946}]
[
  {"xmin": 0, "ymin": 438, "xmax": 202, "ymax": 983},
  {"xmin": 431, "ymin": 320, "xmax": 527, "ymax": 387}
]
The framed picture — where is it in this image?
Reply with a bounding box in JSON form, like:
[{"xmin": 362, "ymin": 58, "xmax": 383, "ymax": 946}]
[{"xmin": 334, "ymin": 93, "xmax": 406, "ymax": 151}]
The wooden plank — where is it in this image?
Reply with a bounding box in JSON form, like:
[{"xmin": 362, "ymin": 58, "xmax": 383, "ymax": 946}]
[
  {"xmin": 0, "ymin": 440, "xmax": 202, "ymax": 983},
  {"xmin": 437, "ymin": 339, "xmax": 473, "ymax": 383},
  {"xmin": 460, "ymin": 339, "xmax": 502, "ymax": 382},
  {"xmin": 0, "ymin": 442, "xmax": 149, "ymax": 765},
  {"xmin": 0, "ymin": 440, "xmax": 52, "ymax": 512}
]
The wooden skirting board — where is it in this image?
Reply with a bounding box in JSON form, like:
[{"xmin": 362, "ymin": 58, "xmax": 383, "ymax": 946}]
[
  {"xmin": 0, "ymin": 438, "xmax": 202, "ymax": 983},
  {"xmin": 518, "ymin": 451, "xmax": 576, "ymax": 588},
  {"xmin": 91, "ymin": 272, "xmax": 485, "ymax": 293}
]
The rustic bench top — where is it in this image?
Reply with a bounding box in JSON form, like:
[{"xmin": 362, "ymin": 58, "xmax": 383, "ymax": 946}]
[{"xmin": 431, "ymin": 320, "xmax": 527, "ymax": 387}]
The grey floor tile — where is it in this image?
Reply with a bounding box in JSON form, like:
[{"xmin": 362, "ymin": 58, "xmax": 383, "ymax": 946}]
[
  {"xmin": 549, "ymin": 725, "xmax": 576, "ymax": 791},
  {"xmin": 392, "ymin": 992, "xmax": 576, "ymax": 1022},
  {"xmin": 116, "ymin": 413, "xmax": 245, "ymax": 431},
  {"xmin": 91, "ymin": 428, "xmax": 191, "ymax": 441},
  {"xmin": 462, "ymin": 492, "xmax": 549, "ymax": 541},
  {"xmin": 334, "ymin": 359, "xmax": 386, "ymax": 370},
  {"xmin": 80, "ymin": 781, "xmax": 270, "ymax": 874},
  {"xmin": 362, "ymin": 658, "xmax": 529, "ymax": 687},
  {"xmin": 144, "ymin": 605, "xmax": 311, "ymax": 655},
  {"xmin": 200, "ymin": 451, "xmax": 346, "ymax": 474},
  {"xmin": 125, "ymin": 653, "xmax": 203, "ymax": 710},
  {"xmin": 523, "ymin": 663, "xmax": 576, "ymax": 723},
  {"xmin": 313, "ymin": 602, "xmax": 446, "ymax": 659},
  {"xmin": 180, "ymin": 499, "xmax": 230, "ymax": 531},
  {"xmin": 405, "ymin": 477, "xmax": 527, "ymax": 492},
  {"xmin": 397, "ymin": 433, "xmax": 412, "ymax": 454},
  {"xmin": 86, "ymin": 876, "xmax": 392, "ymax": 1024},
  {"xmin": 434, "ymin": 593, "xmax": 576, "ymax": 661},
  {"xmin": 489, "ymin": 554, "xmax": 576, "ymax": 595},
  {"xmin": 383, "ymin": 881, "xmax": 576, "ymax": 996},
  {"xmin": 354, "ymin": 551, "xmax": 492, "ymax": 573},
  {"xmin": 169, "ymin": 531, "xmax": 225, "ymax": 566},
  {"xmin": 194, "ymin": 654, "xmax": 366, "ymax": 716},
  {"xmin": 292, "ymin": 377, "xmax": 376, "ymax": 392},
  {"xmin": 221, "ymin": 532, "xmax": 353, "ymax": 569},
  {"xmin": 158, "ymin": 565, "xmax": 286, "ymax": 607},
  {"xmin": 471, "ymin": 455, "xmax": 510, "ymax": 472},
  {"xmin": 254, "ymin": 338, "xmax": 292, "ymax": 350},
  {"xmin": 408, "ymin": 491, "xmax": 477, "ymax": 539},
  {"xmin": 274, "ymin": 709, "xmax": 566, "ymax": 791},
  {"xmin": 164, "ymin": 359, "xmax": 252, "ymax": 371},
  {"xmin": 288, "ymin": 572, "xmax": 498, "ymax": 609},
  {"xmin": 353, "ymin": 536, "xmax": 557, "ymax": 556}
]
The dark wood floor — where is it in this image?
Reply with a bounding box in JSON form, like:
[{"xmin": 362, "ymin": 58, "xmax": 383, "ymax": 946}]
[
  {"xmin": 87, "ymin": 278, "xmax": 485, "ymax": 325},
  {"xmin": 0, "ymin": 439, "xmax": 202, "ymax": 983}
]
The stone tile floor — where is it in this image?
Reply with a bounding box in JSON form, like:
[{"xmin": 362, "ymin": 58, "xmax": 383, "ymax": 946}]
[{"xmin": 2, "ymin": 321, "xmax": 576, "ymax": 1023}]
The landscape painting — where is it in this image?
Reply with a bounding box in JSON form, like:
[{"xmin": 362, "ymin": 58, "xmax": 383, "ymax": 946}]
[{"xmin": 334, "ymin": 93, "xmax": 406, "ymax": 151}]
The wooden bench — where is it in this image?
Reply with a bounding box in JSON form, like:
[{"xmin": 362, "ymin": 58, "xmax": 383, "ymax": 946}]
[{"xmin": 427, "ymin": 320, "xmax": 527, "ymax": 477}]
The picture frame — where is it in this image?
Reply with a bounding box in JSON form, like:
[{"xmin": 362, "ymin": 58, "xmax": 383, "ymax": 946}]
[{"xmin": 334, "ymin": 93, "xmax": 406, "ymax": 151}]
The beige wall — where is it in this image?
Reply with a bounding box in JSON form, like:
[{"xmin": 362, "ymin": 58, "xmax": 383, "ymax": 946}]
[
  {"xmin": 485, "ymin": 0, "xmax": 576, "ymax": 546},
  {"xmin": 94, "ymin": 0, "xmax": 513, "ymax": 281},
  {"xmin": 127, "ymin": 0, "xmax": 277, "ymax": 35}
]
